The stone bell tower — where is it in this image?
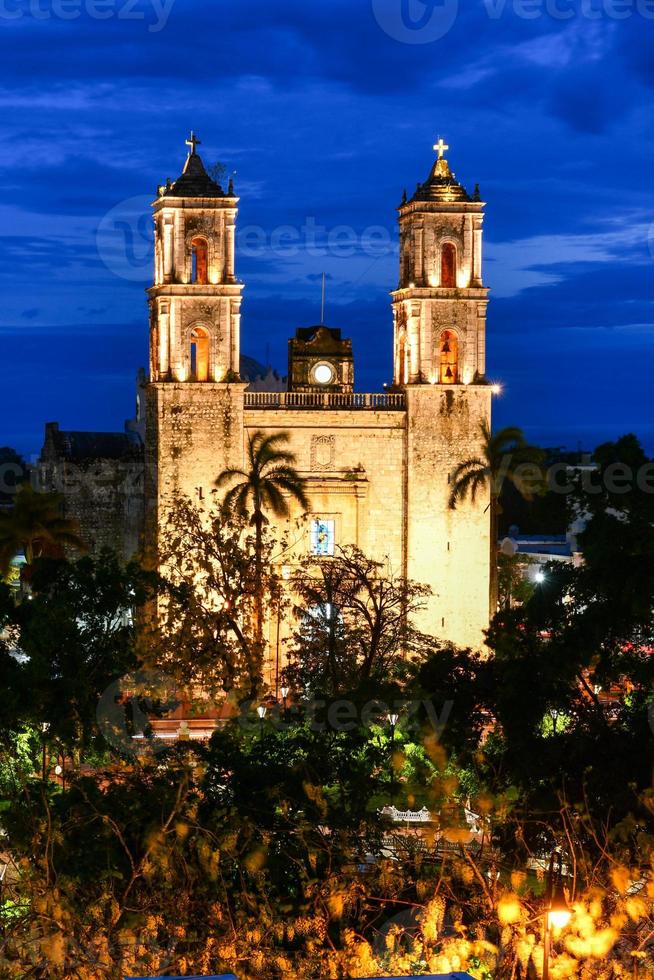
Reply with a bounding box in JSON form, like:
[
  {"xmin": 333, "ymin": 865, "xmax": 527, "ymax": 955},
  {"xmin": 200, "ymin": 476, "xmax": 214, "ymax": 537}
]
[
  {"xmin": 148, "ymin": 132, "xmax": 242, "ymax": 384},
  {"xmin": 394, "ymin": 139, "xmax": 493, "ymax": 634},
  {"xmin": 392, "ymin": 137, "xmax": 488, "ymax": 388},
  {"xmin": 145, "ymin": 134, "xmax": 247, "ymax": 561}
]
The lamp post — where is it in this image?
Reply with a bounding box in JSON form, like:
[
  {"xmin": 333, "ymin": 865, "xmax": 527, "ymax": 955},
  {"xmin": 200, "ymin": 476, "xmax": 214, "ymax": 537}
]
[
  {"xmin": 543, "ymin": 851, "xmax": 571, "ymax": 980},
  {"xmin": 280, "ymin": 686, "xmax": 289, "ymax": 724},
  {"xmin": 257, "ymin": 704, "xmax": 267, "ymax": 740},
  {"xmin": 0, "ymin": 860, "xmax": 7, "ymax": 938},
  {"xmin": 40, "ymin": 722, "xmax": 49, "ymax": 781},
  {"xmin": 387, "ymin": 712, "xmax": 399, "ymax": 804}
]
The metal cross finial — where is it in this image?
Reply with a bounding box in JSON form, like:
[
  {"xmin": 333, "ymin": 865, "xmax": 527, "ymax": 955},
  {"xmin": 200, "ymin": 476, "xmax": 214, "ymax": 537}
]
[
  {"xmin": 185, "ymin": 131, "xmax": 201, "ymax": 155},
  {"xmin": 433, "ymin": 137, "xmax": 450, "ymax": 159}
]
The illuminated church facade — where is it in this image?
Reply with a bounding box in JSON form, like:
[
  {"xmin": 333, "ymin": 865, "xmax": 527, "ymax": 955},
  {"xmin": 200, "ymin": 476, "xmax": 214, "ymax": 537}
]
[{"xmin": 145, "ymin": 134, "xmax": 492, "ymax": 673}]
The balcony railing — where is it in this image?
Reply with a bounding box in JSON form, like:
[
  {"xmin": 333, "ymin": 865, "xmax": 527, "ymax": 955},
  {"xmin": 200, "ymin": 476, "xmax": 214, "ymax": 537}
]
[{"xmin": 244, "ymin": 391, "xmax": 406, "ymax": 410}]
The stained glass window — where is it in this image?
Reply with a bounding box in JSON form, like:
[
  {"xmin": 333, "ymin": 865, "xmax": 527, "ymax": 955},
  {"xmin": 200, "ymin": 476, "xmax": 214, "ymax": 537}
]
[{"xmin": 311, "ymin": 518, "xmax": 335, "ymax": 556}]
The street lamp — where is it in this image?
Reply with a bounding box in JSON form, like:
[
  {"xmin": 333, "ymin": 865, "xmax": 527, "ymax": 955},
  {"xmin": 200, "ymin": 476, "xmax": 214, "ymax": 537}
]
[
  {"xmin": 40, "ymin": 722, "xmax": 50, "ymax": 781},
  {"xmin": 543, "ymin": 851, "xmax": 571, "ymax": 980},
  {"xmin": 387, "ymin": 712, "xmax": 400, "ymax": 804},
  {"xmin": 0, "ymin": 861, "xmax": 7, "ymax": 937},
  {"xmin": 257, "ymin": 704, "xmax": 267, "ymax": 740},
  {"xmin": 280, "ymin": 686, "xmax": 289, "ymax": 723}
]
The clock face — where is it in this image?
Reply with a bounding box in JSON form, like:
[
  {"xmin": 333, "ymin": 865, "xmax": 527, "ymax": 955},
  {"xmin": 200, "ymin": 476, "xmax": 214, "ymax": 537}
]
[{"xmin": 312, "ymin": 361, "xmax": 335, "ymax": 385}]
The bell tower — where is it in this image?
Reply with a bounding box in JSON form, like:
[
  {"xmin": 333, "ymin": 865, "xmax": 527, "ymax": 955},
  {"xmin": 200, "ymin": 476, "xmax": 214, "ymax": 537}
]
[
  {"xmin": 395, "ymin": 139, "xmax": 493, "ymax": 638},
  {"xmin": 391, "ymin": 138, "xmax": 488, "ymax": 387},
  {"xmin": 145, "ymin": 134, "xmax": 248, "ymax": 567},
  {"xmin": 148, "ymin": 132, "xmax": 243, "ymax": 384}
]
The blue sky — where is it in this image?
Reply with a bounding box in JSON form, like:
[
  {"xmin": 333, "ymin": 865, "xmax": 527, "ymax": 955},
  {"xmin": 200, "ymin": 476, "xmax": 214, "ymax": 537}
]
[{"xmin": 2, "ymin": 0, "xmax": 654, "ymax": 458}]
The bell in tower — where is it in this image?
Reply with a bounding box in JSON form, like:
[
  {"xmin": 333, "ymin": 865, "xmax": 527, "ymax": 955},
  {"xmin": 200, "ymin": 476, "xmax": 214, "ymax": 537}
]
[{"xmin": 148, "ymin": 132, "xmax": 243, "ymax": 384}]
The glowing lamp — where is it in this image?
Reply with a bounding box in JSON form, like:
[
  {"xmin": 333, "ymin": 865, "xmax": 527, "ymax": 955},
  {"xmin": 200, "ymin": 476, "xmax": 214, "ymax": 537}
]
[
  {"xmin": 387, "ymin": 713, "xmax": 399, "ymax": 727},
  {"xmin": 281, "ymin": 686, "xmax": 289, "ymax": 700},
  {"xmin": 256, "ymin": 705, "xmax": 267, "ymax": 720},
  {"xmin": 491, "ymin": 383, "xmax": 502, "ymax": 396},
  {"xmin": 548, "ymin": 905, "xmax": 571, "ymax": 930},
  {"xmin": 543, "ymin": 851, "xmax": 571, "ymax": 980}
]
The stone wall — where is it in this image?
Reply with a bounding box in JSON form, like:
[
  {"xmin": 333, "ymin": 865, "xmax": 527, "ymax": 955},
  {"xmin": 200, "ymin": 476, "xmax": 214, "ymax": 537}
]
[
  {"xmin": 404, "ymin": 384, "xmax": 491, "ymax": 649},
  {"xmin": 146, "ymin": 383, "xmax": 491, "ymax": 655},
  {"xmin": 145, "ymin": 381, "xmax": 247, "ymax": 561},
  {"xmin": 39, "ymin": 425, "xmax": 144, "ymax": 562}
]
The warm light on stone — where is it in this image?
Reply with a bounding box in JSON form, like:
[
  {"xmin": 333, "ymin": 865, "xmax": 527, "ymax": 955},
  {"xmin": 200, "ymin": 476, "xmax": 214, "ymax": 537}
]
[{"xmin": 146, "ymin": 136, "xmax": 493, "ymax": 676}]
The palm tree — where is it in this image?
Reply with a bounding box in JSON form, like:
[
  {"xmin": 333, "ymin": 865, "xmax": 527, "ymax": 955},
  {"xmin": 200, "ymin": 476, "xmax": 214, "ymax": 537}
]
[
  {"xmin": 0, "ymin": 484, "xmax": 86, "ymax": 582},
  {"xmin": 215, "ymin": 430, "xmax": 309, "ymax": 648},
  {"xmin": 449, "ymin": 421, "xmax": 544, "ymax": 618}
]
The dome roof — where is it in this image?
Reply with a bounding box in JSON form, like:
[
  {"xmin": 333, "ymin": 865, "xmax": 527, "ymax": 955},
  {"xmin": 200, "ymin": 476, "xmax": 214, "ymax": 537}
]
[
  {"xmin": 410, "ymin": 156, "xmax": 473, "ymax": 204},
  {"xmin": 158, "ymin": 132, "xmax": 228, "ymax": 199},
  {"xmin": 406, "ymin": 140, "xmax": 480, "ymax": 205}
]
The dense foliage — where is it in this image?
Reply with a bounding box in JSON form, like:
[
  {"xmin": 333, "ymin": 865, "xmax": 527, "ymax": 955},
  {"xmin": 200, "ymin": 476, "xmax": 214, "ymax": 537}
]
[{"xmin": 0, "ymin": 434, "xmax": 654, "ymax": 977}]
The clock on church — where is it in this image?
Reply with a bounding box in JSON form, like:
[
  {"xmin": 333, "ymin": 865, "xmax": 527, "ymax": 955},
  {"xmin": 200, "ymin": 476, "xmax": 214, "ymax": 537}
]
[{"xmin": 288, "ymin": 325, "xmax": 354, "ymax": 392}]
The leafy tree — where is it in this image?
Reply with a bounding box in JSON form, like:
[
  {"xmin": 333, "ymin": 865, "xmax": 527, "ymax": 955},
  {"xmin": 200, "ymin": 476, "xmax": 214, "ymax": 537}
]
[
  {"xmin": 283, "ymin": 544, "xmax": 433, "ymax": 696},
  {"xmin": 0, "ymin": 552, "xmax": 157, "ymax": 761},
  {"xmin": 497, "ymin": 552, "xmax": 538, "ymax": 610},
  {"xmin": 0, "ymin": 484, "xmax": 85, "ymax": 582},
  {"xmin": 5, "ymin": 434, "xmax": 654, "ymax": 978},
  {"xmin": 215, "ymin": 430, "xmax": 308, "ymax": 650},
  {"xmin": 0, "ymin": 446, "xmax": 28, "ymax": 507},
  {"xmin": 157, "ymin": 496, "xmax": 291, "ymax": 698},
  {"xmin": 448, "ymin": 421, "xmax": 544, "ymax": 615}
]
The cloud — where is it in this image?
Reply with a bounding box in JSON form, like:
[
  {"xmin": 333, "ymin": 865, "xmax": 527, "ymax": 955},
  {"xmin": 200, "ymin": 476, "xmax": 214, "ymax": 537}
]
[{"xmin": 2, "ymin": 0, "xmax": 654, "ymax": 454}]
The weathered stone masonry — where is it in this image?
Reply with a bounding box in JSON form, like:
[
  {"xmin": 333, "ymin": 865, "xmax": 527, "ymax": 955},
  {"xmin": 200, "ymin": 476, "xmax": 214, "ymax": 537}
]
[{"xmin": 145, "ymin": 135, "xmax": 492, "ymax": 670}]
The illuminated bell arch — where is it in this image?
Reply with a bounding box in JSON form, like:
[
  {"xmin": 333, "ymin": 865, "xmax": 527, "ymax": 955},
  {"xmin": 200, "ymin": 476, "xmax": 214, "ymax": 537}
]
[
  {"xmin": 439, "ymin": 330, "xmax": 458, "ymax": 384},
  {"xmin": 190, "ymin": 326, "xmax": 210, "ymax": 381},
  {"xmin": 440, "ymin": 241, "xmax": 457, "ymax": 288},
  {"xmin": 191, "ymin": 236, "xmax": 209, "ymax": 284}
]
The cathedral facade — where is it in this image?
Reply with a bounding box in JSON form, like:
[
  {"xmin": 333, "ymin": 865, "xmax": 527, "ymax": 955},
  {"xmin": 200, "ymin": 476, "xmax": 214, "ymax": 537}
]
[{"xmin": 145, "ymin": 135, "xmax": 493, "ymax": 669}]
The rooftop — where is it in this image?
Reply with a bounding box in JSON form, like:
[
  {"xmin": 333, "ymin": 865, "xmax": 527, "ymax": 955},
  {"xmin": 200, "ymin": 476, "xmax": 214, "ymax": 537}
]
[
  {"xmin": 42, "ymin": 424, "xmax": 143, "ymax": 462},
  {"xmin": 157, "ymin": 132, "xmax": 229, "ymax": 200},
  {"xmin": 405, "ymin": 138, "xmax": 479, "ymax": 206}
]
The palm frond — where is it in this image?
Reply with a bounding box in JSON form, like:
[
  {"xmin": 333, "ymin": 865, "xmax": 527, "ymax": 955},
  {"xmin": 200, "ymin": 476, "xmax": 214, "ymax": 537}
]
[
  {"xmin": 261, "ymin": 482, "xmax": 289, "ymax": 518},
  {"xmin": 449, "ymin": 469, "xmax": 489, "ymax": 509},
  {"xmin": 214, "ymin": 467, "xmax": 248, "ymax": 489},
  {"xmin": 221, "ymin": 483, "xmax": 251, "ymax": 520}
]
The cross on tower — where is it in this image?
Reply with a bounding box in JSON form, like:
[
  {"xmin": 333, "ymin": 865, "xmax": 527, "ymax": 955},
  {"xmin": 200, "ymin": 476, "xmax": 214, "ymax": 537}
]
[
  {"xmin": 433, "ymin": 137, "xmax": 450, "ymax": 160},
  {"xmin": 185, "ymin": 131, "xmax": 201, "ymax": 155}
]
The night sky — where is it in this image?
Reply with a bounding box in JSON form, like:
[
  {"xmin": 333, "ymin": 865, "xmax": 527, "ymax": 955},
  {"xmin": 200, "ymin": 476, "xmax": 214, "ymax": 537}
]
[{"xmin": 3, "ymin": 0, "xmax": 654, "ymax": 461}]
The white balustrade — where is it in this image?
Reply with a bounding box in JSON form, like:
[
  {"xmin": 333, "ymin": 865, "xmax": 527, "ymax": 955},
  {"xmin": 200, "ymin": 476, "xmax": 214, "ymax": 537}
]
[{"xmin": 243, "ymin": 391, "xmax": 406, "ymax": 410}]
